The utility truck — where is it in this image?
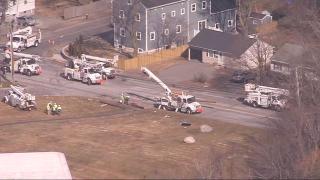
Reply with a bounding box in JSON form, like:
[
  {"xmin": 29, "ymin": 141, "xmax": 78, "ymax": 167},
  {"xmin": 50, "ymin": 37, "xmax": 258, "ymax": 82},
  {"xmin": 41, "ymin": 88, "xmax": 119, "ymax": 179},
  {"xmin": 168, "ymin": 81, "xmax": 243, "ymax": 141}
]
[
  {"xmin": 243, "ymin": 83, "xmax": 290, "ymax": 111},
  {"xmin": 66, "ymin": 54, "xmax": 118, "ymax": 80},
  {"xmin": 4, "ymin": 50, "xmax": 42, "ymax": 76},
  {"xmin": 6, "ymin": 26, "xmax": 41, "ymax": 52},
  {"xmin": 63, "ymin": 66, "xmax": 103, "ymax": 85},
  {"xmin": 141, "ymin": 66, "xmax": 203, "ymax": 114},
  {"xmin": 2, "ymin": 85, "xmax": 36, "ymax": 111}
]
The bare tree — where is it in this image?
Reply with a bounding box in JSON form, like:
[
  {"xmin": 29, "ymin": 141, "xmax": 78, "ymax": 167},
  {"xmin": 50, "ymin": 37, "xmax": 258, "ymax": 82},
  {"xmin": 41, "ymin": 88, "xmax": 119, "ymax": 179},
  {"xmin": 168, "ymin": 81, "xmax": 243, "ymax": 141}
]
[
  {"xmin": 0, "ymin": 0, "xmax": 14, "ymax": 24},
  {"xmin": 113, "ymin": 0, "xmax": 141, "ymax": 57},
  {"xmin": 236, "ymin": 0, "xmax": 256, "ymax": 36},
  {"xmin": 151, "ymin": 15, "xmax": 188, "ymax": 50},
  {"xmin": 240, "ymin": 39, "xmax": 274, "ymax": 85}
]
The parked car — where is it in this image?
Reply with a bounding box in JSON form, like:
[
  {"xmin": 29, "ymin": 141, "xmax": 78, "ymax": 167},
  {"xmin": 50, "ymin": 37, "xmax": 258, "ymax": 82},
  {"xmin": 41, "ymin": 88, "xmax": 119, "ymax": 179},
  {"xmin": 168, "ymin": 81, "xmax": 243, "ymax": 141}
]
[
  {"xmin": 231, "ymin": 70, "xmax": 257, "ymax": 83},
  {"xmin": 17, "ymin": 16, "xmax": 36, "ymax": 26}
]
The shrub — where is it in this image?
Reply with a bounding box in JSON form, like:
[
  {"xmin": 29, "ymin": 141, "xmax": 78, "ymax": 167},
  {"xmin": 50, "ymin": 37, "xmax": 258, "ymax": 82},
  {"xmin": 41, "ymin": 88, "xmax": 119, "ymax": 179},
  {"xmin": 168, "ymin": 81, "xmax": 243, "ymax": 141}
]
[{"xmin": 193, "ymin": 72, "xmax": 207, "ymax": 83}]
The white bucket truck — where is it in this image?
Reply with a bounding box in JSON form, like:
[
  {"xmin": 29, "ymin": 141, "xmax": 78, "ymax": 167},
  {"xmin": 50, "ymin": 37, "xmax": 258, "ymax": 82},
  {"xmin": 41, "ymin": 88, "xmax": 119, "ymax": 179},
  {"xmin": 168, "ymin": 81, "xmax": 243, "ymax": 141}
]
[
  {"xmin": 63, "ymin": 66, "xmax": 103, "ymax": 85},
  {"xmin": 6, "ymin": 26, "xmax": 41, "ymax": 52}
]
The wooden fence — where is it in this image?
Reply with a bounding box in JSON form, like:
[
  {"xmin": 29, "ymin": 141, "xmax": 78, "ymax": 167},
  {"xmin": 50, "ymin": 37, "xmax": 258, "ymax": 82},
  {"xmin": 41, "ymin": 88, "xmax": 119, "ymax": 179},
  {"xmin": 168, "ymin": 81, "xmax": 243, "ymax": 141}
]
[
  {"xmin": 64, "ymin": 0, "xmax": 110, "ymax": 19},
  {"xmin": 118, "ymin": 45, "xmax": 189, "ymax": 71}
]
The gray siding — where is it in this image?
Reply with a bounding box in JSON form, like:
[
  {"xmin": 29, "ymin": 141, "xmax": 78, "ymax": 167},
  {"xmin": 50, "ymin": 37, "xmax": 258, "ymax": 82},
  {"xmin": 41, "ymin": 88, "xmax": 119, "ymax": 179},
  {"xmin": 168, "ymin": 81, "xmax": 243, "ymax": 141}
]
[
  {"xmin": 113, "ymin": 0, "xmax": 147, "ymax": 52},
  {"xmin": 201, "ymin": 50, "xmax": 239, "ymax": 69}
]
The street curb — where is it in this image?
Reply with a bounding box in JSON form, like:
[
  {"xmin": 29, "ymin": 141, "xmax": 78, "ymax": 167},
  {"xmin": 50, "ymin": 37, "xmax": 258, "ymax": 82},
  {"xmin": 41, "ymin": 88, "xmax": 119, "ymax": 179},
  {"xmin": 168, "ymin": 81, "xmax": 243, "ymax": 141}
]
[{"xmin": 60, "ymin": 45, "xmax": 73, "ymax": 61}]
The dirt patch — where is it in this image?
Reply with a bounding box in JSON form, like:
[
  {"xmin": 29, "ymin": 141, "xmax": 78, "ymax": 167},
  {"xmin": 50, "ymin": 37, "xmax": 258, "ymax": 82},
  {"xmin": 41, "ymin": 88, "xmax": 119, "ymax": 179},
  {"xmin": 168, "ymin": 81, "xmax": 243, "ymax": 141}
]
[
  {"xmin": 46, "ymin": 44, "xmax": 68, "ymax": 58},
  {"xmin": 0, "ymin": 106, "xmax": 259, "ymax": 179}
]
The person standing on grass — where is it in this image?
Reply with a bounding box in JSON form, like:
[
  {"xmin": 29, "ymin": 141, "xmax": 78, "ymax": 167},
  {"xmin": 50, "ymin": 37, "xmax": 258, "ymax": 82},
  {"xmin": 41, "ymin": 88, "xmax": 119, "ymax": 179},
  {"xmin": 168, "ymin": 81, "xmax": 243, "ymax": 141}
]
[{"xmin": 46, "ymin": 102, "xmax": 52, "ymax": 115}]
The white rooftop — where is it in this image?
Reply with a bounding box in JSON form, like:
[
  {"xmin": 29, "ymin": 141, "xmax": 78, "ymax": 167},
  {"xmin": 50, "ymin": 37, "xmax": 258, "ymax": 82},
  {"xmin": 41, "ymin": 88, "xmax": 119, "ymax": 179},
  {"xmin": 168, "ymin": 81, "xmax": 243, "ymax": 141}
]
[{"xmin": 0, "ymin": 152, "xmax": 72, "ymax": 179}]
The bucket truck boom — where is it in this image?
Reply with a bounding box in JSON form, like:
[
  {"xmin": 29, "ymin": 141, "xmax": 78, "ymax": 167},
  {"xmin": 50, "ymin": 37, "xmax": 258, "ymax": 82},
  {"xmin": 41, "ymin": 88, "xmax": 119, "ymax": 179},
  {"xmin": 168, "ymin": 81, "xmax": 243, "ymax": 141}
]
[{"xmin": 141, "ymin": 66, "xmax": 203, "ymax": 114}]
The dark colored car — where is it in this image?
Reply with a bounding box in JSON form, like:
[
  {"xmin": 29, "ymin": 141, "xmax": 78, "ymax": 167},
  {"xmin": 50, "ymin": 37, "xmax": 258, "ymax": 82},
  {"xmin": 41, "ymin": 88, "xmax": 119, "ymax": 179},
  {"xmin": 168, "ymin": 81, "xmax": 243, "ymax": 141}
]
[
  {"xmin": 231, "ymin": 70, "xmax": 257, "ymax": 83},
  {"xmin": 17, "ymin": 16, "xmax": 36, "ymax": 26}
]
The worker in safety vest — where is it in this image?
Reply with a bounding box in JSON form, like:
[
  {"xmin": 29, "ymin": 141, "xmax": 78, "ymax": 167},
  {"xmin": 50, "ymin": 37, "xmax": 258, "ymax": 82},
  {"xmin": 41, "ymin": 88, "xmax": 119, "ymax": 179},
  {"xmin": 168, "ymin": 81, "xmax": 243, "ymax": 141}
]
[
  {"xmin": 57, "ymin": 105, "xmax": 62, "ymax": 116},
  {"xmin": 52, "ymin": 103, "xmax": 58, "ymax": 115},
  {"xmin": 46, "ymin": 102, "xmax": 52, "ymax": 115},
  {"xmin": 120, "ymin": 94, "xmax": 125, "ymax": 104}
]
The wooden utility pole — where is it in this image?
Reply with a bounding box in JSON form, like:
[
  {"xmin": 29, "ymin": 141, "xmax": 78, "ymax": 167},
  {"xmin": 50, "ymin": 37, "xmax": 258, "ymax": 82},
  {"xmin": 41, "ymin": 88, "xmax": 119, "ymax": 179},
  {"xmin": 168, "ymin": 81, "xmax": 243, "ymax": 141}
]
[{"xmin": 10, "ymin": 22, "xmax": 14, "ymax": 84}]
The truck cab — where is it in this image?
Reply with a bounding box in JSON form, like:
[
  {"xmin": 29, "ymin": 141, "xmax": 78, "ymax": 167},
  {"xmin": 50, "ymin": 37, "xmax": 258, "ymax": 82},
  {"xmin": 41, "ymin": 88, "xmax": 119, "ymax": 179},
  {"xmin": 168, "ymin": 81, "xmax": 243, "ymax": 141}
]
[
  {"xmin": 178, "ymin": 95, "xmax": 203, "ymax": 114},
  {"xmin": 9, "ymin": 58, "xmax": 41, "ymax": 76},
  {"xmin": 95, "ymin": 62, "xmax": 116, "ymax": 79}
]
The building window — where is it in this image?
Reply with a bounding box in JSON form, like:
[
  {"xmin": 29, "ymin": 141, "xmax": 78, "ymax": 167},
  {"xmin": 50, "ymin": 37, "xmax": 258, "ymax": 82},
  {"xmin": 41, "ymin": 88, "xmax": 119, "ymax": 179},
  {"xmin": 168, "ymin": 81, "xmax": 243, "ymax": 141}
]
[
  {"xmin": 24, "ymin": 0, "xmax": 27, "ymax": 4},
  {"xmin": 138, "ymin": 48, "xmax": 144, "ymax": 53},
  {"xmin": 207, "ymin": 50, "xmax": 218, "ymax": 58},
  {"xmin": 191, "ymin": 3, "xmax": 196, "ymax": 12},
  {"xmin": 136, "ymin": 32, "xmax": 141, "ymax": 40},
  {"xmin": 119, "ymin": 10, "xmax": 124, "ymax": 18},
  {"xmin": 253, "ymin": 20, "xmax": 258, "ymax": 24},
  {"xmin": 161, "ymin": 13, "xmax": 166, "ymax": 19},
  {"xmin": 202, "ymin": 1, "xmax": 206, "ymax": 9},
  {"xmin": 171, "ymin": 11, "xmax": 176, "ymax": 17},
  {"xmin": 214, "ymin": 23, "xmax": 219, "ymax": 29},
  {"xmin": 176, "ymin": 25, "xmax": 181, "ymax": 33},
  {"xmin": 164, "ymin": 29, "xmax": 169, "ymax": 35},
  {"xmin": 181, "ymin": 8, "xmax": 185, "ymax": 15},
  {"xmin": 150, "ymin": 32, "xmax": 155, "ymax": 40},
  {"xmin": 228, "ymin": 20, "xmax": 233, "ymax": 27},
  {"xmin": 135, "ymin": 13, "xmax": 140, "ymax": 21},
  {"xmin": 127, "ymin": 0, "xmax": 132, "ymax": 5},
  {"xmin": 120, "ymin": 28, "xmax": 125, "ymax": 37}
]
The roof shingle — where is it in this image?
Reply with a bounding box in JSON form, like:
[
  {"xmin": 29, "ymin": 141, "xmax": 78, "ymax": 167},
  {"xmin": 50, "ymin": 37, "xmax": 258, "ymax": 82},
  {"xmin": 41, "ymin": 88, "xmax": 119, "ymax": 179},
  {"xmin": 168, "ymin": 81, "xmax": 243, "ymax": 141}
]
[
  {"xmin": 188, "ymin": 29, "xmax": 256, "ymax": 57},
  {"xmin": 140, "ymin": 0, "xmax": 184, "ymax": 9},
  {"xmin": 211, "ymin": 0, "xmax": 236, "ymax": 13}
]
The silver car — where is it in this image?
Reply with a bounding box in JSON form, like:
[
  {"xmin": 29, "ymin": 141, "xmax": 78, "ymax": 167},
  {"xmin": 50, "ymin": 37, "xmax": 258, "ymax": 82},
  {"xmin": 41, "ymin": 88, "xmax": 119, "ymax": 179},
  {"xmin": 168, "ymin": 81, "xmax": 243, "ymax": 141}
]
[{"xmin": 17, "ymin": 16, "xmax": 36, "ymax": 26}]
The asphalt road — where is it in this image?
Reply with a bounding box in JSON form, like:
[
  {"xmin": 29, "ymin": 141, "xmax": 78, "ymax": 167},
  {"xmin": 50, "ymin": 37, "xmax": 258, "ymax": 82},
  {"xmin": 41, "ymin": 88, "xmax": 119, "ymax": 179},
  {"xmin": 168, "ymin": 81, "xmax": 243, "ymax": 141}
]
[{"xmin": 0, "ymin": 17, "xmax": 278, "ymax": 128}]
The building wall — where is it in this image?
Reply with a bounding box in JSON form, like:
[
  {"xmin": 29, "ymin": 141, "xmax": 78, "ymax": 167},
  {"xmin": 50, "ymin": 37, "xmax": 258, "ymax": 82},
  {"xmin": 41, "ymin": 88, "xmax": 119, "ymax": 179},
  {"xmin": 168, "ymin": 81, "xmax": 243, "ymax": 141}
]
[
  {"xmin": 5, "ymin": 0, "xmax": 35, "ymax": 16},
  {"xmin": 201, "ymin": 49, "xmax": 240, "ymax": 69},
  {"xmin": 113, "ymin": 0, "xmax": 147, "ymax": 52},
  {"xmin": 261, "ymin": 15, "xmax": 272, "ymax": 24}
]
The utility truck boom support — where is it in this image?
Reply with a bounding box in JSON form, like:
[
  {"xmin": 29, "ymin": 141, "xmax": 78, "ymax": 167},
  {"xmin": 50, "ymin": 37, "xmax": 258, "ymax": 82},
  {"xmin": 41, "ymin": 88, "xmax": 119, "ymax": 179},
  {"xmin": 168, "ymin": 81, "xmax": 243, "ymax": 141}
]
[{"xmin": 141, "ymin": 66, "xmax": 203, "ymax": 114}]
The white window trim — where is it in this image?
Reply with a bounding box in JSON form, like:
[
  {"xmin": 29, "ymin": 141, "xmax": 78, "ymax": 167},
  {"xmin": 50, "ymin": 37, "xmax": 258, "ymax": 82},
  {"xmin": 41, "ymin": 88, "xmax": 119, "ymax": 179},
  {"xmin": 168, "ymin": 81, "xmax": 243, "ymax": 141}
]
[
  {"xmin": 119, "ymin": 10, "xmax": 124, "ymax": 18},
  {"xmin": 120, "ymin": 28, "xmax": 125, "ymax": 37},
  {"xmin": 253, "ymin": 20, "xmax": 258, "ymax": 24},
  {"xmin": 161, "ymin": 13, "xmax": 166, "ymax": 19},
  {"xmin": 164, "ymin": 29, "xmax": 169, "ymax": 35},
  {"xmin": 136, "ymin": 31, "xmax": 141, "ymax": 40},
  {"xmin": 207, "ymin": 50, "xmax": 219, "ymax": 58},
  {"xmin": 138, "ymin": 48, "xmax": 144, "ymax": 53},
  {"xmin": 191, "ymin": 3, "xmax": 196, "ymax": 12},
  {"xmin": 127, "ymin": 0, "xmax": 132, "ymax": 5},
  {"xmin": 171, "ymin": 10, "xmax": 176, "ymax": 17},
  {"xmin": 181, "ymin": 8, "xmax": 185, "ymax": 15},
  {"xmin": 176, "ymin": 25, "xmax": 181, "ymax": 34},
  {"xmin": 202, "ymin": 1, "xmax": 207, "ymax": 9},
  {"xmin": 228, "ymin": 20, "xmax": 233, "ymax": 27},
  {"xmin": 198, "ymin": 19, "xmax": 207, "ymax": 30},
  {"xmin": 135, "ymin": 13, "xmax": 140, "ymax": 21},
  {"xmin": 150, "ymin": 32, "xmax": 155, "ymax": 40}
]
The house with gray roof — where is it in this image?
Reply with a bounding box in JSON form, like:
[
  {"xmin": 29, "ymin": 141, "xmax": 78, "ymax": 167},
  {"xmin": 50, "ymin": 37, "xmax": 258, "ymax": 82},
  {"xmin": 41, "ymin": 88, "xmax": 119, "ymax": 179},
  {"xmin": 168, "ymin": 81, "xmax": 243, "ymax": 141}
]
[
  {"xmin": 248, "ymin": 12, "xmax": 273, "ymax": 38},
  {"xmin": 270, "ymin": 43, "xmax": 309, "ymax": 74},
  {"xmin": 113, "ymin": 0, "xmax": 237, "ymax": 54},
  {"xmin": 188, "ymin": 28, "xmax": 274, "ymax": 69}
]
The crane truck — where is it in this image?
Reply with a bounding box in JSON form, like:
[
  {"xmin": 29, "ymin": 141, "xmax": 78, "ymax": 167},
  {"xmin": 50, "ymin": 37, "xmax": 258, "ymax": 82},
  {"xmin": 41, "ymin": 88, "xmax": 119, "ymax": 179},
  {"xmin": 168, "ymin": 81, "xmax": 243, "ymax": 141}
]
[
  {"xmin": 66, "ymin": 54, "xmax": 118, "ymax": 80},
  {"xmin": 2, "ymin": 85, "xmax": 36, "ymax": 111},
  {"xmin": 243, "ymin": 83, "xmax": 290, "ymax": 111},
  {"xmin": 6, "ymin": 26, "xmax": 41, "ymax": 52},
  {"xmin": 141, "ymin": 67, "xmax": 203, "ymax": 114},
  {"xmin": 4, "ymin": 50, "xmax": 42, "ymax": 76}
]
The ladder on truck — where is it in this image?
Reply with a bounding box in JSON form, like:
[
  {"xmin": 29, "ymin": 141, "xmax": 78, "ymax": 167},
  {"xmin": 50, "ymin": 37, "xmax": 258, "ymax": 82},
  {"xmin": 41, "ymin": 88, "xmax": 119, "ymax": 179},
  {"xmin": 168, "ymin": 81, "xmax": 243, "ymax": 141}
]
[
  {"xmin": 5, "ymin": 50, "xmax": 41, "ymax": 61},
  {"xmin": 80, "ymin": 54, "xmax": 119, "ymax": 67},
  {"xmin": 245, "ymin": 83, "xmax": 289, "ymax": 96},
  {"xmin": 10, "ymin": 85, "xmax": 35, "ymax": 101},
  {"xmin": 7, "ymin": 26, "xmax": 32, "ymax": 37}
]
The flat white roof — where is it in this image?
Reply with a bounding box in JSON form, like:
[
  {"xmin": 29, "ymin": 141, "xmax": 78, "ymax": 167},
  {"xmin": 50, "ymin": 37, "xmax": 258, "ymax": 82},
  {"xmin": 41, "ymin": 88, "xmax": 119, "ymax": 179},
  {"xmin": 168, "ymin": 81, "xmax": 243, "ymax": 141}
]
[{"xmin": 0, "ymin": 152, "xmax": 72, "ymax": 179}]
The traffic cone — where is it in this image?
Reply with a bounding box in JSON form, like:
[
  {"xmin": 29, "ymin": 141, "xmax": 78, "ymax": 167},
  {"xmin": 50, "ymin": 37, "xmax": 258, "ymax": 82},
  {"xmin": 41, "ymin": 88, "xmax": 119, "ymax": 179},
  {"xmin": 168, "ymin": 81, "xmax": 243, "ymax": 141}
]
[
  {"xmin": 52, "ymin": 41, "xmax": 55, "ymax": 45},
  {"xmin": 48, "ymin": 40, "xmax": 50, "ymax": 44},
  {"xmin": 106, "ymin": 78, "xmax": 108, "ymax": 82}
]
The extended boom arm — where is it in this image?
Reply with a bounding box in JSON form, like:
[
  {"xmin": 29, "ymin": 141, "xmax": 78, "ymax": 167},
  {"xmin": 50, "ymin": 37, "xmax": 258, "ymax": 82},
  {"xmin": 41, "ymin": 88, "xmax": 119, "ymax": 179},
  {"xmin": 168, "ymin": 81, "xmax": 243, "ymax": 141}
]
[
  {"xmin": 81, "ymin": 54, "xmax": 119, "ymax": 67},
  {"xmin": 141, "ymin": 67, "xmax": 172, "ymax": 97}
]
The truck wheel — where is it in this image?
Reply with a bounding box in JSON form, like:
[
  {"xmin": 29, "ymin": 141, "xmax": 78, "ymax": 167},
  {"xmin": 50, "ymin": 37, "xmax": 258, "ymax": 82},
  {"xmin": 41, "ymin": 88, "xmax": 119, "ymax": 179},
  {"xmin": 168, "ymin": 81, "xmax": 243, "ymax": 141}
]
[
  {"xmin": 17, "ymin": 47, "xmax": 21, "ymax": 53},
  {"xmin": 87, "ymin": 79, "xmax": 92, "ymax": 86},
  {"xmin": 275, "ymin": 105, "xmax": 282, "ymax": 112},
  {"xmin": 34, "ymin": 41, "xmax": 39, "ymax": 47},
  {"xmin": 252, "ymin": 101, "xmax": 258, "ymax": 108},
  {"xmin": 186, "ymin": 108, "xmax": 192, "ymax": 115},
  {"xmin": 67, "ymin": 74, "xmax": 72, "ymax": 81},
  {"xmin": 26, "ymin": 70, "xmax": 32, "ymax": 76}
]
